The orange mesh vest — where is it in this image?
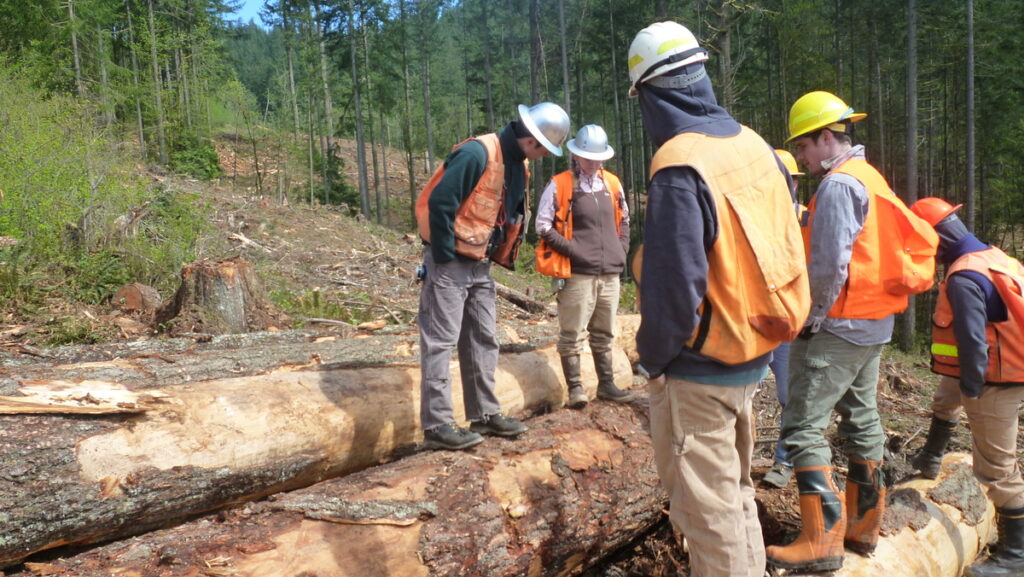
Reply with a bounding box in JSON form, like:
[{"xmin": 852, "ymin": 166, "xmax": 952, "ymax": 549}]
[
  {"xmin": 648, "ymin": 127, "xmax": 810, "ymax": 364},
  {"xmin": 415, "ymin": 134, "xmax": 528, "ymax": 266},
  {"xmin": 803, "ymin": 158, "xmax": 919, "ymax": 319},
  {"xmin": 534, "ymin": 169, "xmax": 623, "ymax": 278},
  {"xmin": 931, "ymin": 246, "xmax": 1024, "ymax": 383}
]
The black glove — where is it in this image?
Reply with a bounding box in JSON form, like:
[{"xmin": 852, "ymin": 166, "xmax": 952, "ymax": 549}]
[{"xmin": 798, "ymin": 326, "xmax": 817, "ymax": 340}]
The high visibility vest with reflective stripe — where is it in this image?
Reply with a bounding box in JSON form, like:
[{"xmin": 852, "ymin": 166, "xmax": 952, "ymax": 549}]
[{"xmin": 931, "ymin": 246, "xmax": 1024, "ymax": 383}]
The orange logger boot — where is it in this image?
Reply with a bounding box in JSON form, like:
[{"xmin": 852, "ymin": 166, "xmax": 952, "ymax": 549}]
[
  {"xmin": 766, "ymin": 466, "xmax": 847, "ymax": 572},
  {"xmin": 845, "ymin": 458, "xmax": 887, "ymax": 554}
]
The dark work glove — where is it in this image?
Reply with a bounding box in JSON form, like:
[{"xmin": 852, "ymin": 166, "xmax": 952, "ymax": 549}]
[
  {"xmin": 798, "ymin": 326, "xmax": 818, "ymax": 340},
  {"xmin": 959, "ymin": 379, "xmax": 982, "ymax": 399}
]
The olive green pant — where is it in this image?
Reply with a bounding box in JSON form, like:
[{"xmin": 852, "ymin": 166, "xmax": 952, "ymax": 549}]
[{"xmin": 781, "ymin": 331, "xmax": 886, "ymax": 467}]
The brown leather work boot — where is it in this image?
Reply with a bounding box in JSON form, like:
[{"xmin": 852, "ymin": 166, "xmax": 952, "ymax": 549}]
[
  {"xmin": 845, "ymin": 458, "xmax": 887, "ymax": 554},
  {"xmin": 766, "ymin": 466, "xmax": 847, "ymax": 572}
]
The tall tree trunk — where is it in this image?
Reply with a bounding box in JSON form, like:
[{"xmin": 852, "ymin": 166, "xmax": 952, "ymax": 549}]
[
  {"xmin": 418, "ymin": 0, "xmax": 436, "ymax": 171},
  {"xmin": 284, "ymin": 10, "xmax": 301, "ymax": 143},
  {"xmin": 965, "ymin": 0, "xmax": 976, "ymax": 231},
  {"xmin": 313, "ymin": 2, "xmax": 335, "ymax": 201},
  {"xmin": 351, "ymin": 2, "xmax": 372, "ymax": 220},
  {"xmin": 69, "ymin": 0, "xmax": 85, "ymax": 98},
  {"xmin": 125, "ymin": 0, "xmax": 147, "ymax": 158},
  {"xmin": 399, "ymin": 0, "xmax": 417, "ymax": 228},
  {"xmin": 901, "ymin": 0, "xmax": 919, "ymax": 351},
  {"xmin": 529, "ymin": 0, "xmax": 540, "ymax": 104},
  {"xmin": 147, "ymin": 0, "xmax": 168, "ymax": 164},
  {"xmin": 713, "ymin": 0, "xmax": 735, "ymax": 111},
  {"xmin": 97, "ymin": 26, "xmax": 115, "ymax": 128},
  {"xmin": 479, "ymin": 0, "xmax": 494, "ymax": 131},
  {"xmin": 558, "ymin": 0, "xmax": 571, "ymax": 119},
  {"xmin": 362, "ymin": 15, "xmax": 381, "ymax": 222}
]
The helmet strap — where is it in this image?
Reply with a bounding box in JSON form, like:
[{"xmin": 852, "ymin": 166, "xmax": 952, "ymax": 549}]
[{"xmin": 646, "ymin": 65, "xmax": 707, "ymax": 90}]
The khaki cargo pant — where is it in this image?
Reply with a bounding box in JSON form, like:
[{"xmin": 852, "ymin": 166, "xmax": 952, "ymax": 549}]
[
  {"xmin": 648, "ymin": 376, "xmax": 765, "ymax": 577},
  {"xmin": 556, "ymin": 273, "xmax": 619, "ymax": 356},
  {"xmin": 963, "ymin": 383, "xmax": 1024, "ymax": 509},
  {"xmin": 930, "ymin": 375, "xmax": 963, "ymax": 422}
]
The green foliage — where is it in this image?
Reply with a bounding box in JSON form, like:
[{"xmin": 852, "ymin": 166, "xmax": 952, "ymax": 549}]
[
  {"xmin": 169, "ymin": 133, "xmax": 224, "ymax": 180},
  {"xmin": 269, "ymin": 288, "xmax": 377, "ymax": 326},
  {"xmin": 43, "ymin": 316, "xmax": 103, "ymax": 346},
  {"xmin": 0, "ymin": 63, "xmax": 205, "ymax": 307}
]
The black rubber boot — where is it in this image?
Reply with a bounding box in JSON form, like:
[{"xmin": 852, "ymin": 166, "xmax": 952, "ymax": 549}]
[
  {"xmin": 965, "ymin": 506, "xmax": 1024, "ymax": 577},
  {"xmin": 594, "ymin": 351, "xmax": 635, "ymax": 403},
  {"xmin": 561, "ymin": 355, "xmax": 588, "ymax": 409},
  {"xmin": 911, "ymin": 416, "xmax": 957, "ymax": 479}
]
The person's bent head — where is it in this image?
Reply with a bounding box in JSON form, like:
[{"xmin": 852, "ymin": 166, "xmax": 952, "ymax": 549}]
[
  {"xmin": 515, "ymin": 102, "xmax": 570, "ymax": 160},
  {"xmin": 786, "ymin": 91, "xmax": 866, "ymax": 176}
]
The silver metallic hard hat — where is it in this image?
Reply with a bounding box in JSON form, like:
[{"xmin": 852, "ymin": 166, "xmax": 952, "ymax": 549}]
[
  {"xmin": 566, "ymin": 124, "xmax": 614, "ymax": 161},
  {"xmin": 517, "ymin": 102, "xmax": 570, "ymax": 157}
]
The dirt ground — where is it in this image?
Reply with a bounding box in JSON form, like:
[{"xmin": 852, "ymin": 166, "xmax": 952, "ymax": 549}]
[{"xmin": 0, "ymin": 134, "xmax": 999, "ymax": 576}]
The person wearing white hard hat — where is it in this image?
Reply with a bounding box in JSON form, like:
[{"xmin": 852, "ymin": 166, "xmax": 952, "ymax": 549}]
[
  {"xmin": 629, "ymin": 21, "xmax": 810, "ymax": 577},
  {"xmin": 414, "ymin": 102, "xmax": 570, "ymax": 451},
  {"xmin": 534, "ymin": 124, "xmax": 633, "ymax": 409}
]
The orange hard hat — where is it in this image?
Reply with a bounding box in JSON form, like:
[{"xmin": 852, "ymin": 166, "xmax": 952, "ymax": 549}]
[{"xmin": 911, "ymin": 197, "xmax": 963, "ymax": 226}]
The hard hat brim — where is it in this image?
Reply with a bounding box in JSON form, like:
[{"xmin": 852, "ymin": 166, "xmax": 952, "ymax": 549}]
[
  {"xmin": 518, "ymin": 104, "xmax": 564, "ymax": 157},
  {"xmin": 567, "ymin": 139, "xmax": 614, "ymax": 161},
  {"xmin": 785, "ymin": 111, "xmax": 868, "ymax": 143}
]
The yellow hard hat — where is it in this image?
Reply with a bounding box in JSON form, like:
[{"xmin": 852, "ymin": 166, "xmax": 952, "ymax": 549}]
[
  {"xmin": 774, "ymin": 149, "xmax": 803, "ymax": 177},
  {"xmin": 786, "ymin": 91, "xmax": 867, "ymax": 143}
]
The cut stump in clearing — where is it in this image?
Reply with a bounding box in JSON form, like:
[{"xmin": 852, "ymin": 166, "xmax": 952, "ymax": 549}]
[
  {"xmin": 154, "ymin": 256, "xmax": 286, "ymax": 334},
  {"xmin": 111, "ymin": 283, "xmax": 161, "ymax": 312}
]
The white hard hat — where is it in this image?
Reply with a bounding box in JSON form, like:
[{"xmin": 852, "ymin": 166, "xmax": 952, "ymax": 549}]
[
  {"xmin": 567, "ymin": 125, "xmax": 614, "ymax": 161},
  {"xmin": 628, "ymin": 21, "xmax": 708, "ymax": 97},
  {"xmin": 517, "ymin": 102, "xmax": 570, "ymax": 157}
]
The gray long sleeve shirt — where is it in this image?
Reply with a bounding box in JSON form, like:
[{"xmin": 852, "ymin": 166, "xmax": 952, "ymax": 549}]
[{"xmin": 807, "ymin": 146, "xmax": 894, "ymax": 346}]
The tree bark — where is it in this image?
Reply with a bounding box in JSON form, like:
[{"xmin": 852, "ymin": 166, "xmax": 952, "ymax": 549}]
[
  {"xmin": 899, "ymin": 0, "xmax": 919, "ymax": 352},
  {"xmin": 146, "ymin": 0, "xmax": 168, "ymax": 164},
  {"xmin": 8, "ymin": 401, "xmax": 663, "ymax": 577},
  {"xmin": 0, "ymin": 330, "xmax": 637, "ymax": 566},
  {"xmin": 153, "ymin": 256, "xmax": 285, "ymax": 335}
]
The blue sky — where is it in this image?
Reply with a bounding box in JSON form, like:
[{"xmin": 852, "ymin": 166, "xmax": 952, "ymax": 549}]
[{"xmin": 230, "ymin": 0, "xmax": 264, "ymax": 26}]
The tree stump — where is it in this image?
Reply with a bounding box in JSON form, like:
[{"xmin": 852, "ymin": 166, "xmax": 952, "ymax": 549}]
[
  {"xmin": 111, "ymin": 283, "xmax": 161, "ymax": 312},
  {"xmin": 154, "ymin": 256, "xmax": 286, "ymax": 334}
]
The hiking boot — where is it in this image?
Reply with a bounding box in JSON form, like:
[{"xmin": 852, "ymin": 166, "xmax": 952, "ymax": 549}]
[
  {"xmin": 766, "ymin": 466, "xmax": 847, "ymax": 572},
  {"xmin": 423, "ymin": 424, "xmax": 484, "ymax": 451},
  {"xmin": 965, "ymin": 506, "xmax": 1024, "ymax": 577},
  {"xmin": 846, "ymin": 458, "xmax": 887, "ymax": 555},
  {"xmin": 561, "ymin": 355, "xmax": 589, "ymax": 409},
  {"xmin": 911, "ymin": 416, "xmax": 957, "ymax": 479},
  {"xmin": 762, "ymin": 461, "xmax": 794, "ymax": 489},
  {"xmin": 594, "ymin": 351, "xmax": 635, "ymax": 403},
  {"xmin": 470, "ymin": 413, "xmax": 528, "ymax": 438}
]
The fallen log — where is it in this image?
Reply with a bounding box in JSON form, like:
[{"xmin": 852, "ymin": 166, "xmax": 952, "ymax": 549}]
[
  {"xmin": 8, "ymin": 401, "xmax": 666, "ymax": 577},
  {"xmin": 832, "ymin": 452, "xmax": 995, "ymax": 577},
  {"xmin": 0, "ymin": 341, "xmax": 635, "ymax": 566}
]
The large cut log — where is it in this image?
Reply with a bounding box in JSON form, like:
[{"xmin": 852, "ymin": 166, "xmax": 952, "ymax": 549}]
[
  {"xmin": 0, "ymin": 316, "xmax": 641, "ymax": 394},
  {"xmin": 831, "ymin": 452, "xmax": 995, "ymax": 577},
  {"xmin": 8, "ymin": 401, "xmax": 665, "ymax": 577},
  {"xmin": 0, "ymin": 340, "xmax": 635, "ymax": 566}
]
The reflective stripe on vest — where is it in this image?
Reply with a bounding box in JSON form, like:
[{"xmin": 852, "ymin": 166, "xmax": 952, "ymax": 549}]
[{"xmin": 931, "ymin": 246, "xmax": 1024, "ymax": 383}]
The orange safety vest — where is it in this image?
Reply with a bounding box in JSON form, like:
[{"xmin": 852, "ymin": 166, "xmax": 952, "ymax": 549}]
[
  {"xmin": 802, "ymin": 157, "xmax": 929, "ymax": 319},
  {"xmin": 648, "ymin": 127, "xmax": 810, "ymax": 365},
  {"xmin": 534, "ymin": 169, "xmax": 624, "ymax": 279},
  {"xmin": 931, "ymin": 246, "xmax": 1024, "ymax": 383},
  {"xmin": 415, "ymin": 133, "xmax": 529, "ymax": 268}
]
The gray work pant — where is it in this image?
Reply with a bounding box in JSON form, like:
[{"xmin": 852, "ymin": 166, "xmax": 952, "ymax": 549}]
[{"xmin": 418, "ymin": 250, "xmax": 501, "ymax": 431}]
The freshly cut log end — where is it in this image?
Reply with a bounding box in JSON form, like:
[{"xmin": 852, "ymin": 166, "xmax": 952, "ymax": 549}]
[{"xmin": 154, "ymin": 256, "xmax": 287, "ymax": 334}]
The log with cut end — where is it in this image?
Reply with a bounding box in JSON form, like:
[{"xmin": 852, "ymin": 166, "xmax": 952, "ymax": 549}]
[
  {"xmin": 7, "ymin": 401, "xmax": 666, "ymax": 577},
  {"xmin": 0, "ymin": 337, "xmax": 635, "ymax": 566},
  {"xmin": 832, "ymin": 452, "xmax": 995, "ymax": 577}
]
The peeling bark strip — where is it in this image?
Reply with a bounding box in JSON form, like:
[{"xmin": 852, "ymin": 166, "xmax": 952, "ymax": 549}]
[
  {"xmin": 7, "ymin": 402, "xmax": 666, "ymax": 577},
  {"xmin": 834, "ymin": 453, "xmax": 995, "ymax": 577},
  {"xmin": 0, "ymin": 342, "xmax": 634, "ymax": 566}
]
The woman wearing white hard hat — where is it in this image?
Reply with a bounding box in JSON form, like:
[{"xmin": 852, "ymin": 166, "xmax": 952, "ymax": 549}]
[{"xmin": 535, "ymin": 124, "xmax": 633, "ymax": 409}]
